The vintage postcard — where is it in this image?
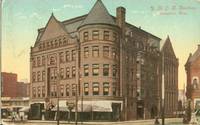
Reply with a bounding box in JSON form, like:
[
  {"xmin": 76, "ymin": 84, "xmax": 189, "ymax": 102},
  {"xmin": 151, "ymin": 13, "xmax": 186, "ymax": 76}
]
[{"xmin": 1, "ymin": 0, "xmax": 200, "ymax": 125}]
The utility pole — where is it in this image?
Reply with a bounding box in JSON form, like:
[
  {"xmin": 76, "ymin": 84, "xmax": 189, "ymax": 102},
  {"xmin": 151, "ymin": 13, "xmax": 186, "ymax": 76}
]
[
  {"xmin": 0, "ymin": 0, "xmax": 3, "ymax": 124},
  {"xmin": 75, "ymin": 84, "xmax": 78, "ymax": 125},
  {"xmin": 161, "ymin": 52, "xmax": 165, "ymax": 125},
  {"xmin": 57, "ymin": 69, "xmax": 60, "ymax": 125}
]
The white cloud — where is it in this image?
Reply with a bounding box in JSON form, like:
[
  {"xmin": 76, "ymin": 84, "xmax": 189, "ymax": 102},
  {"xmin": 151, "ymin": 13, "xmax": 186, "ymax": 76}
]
[
  {"xmin": 63, "ymin": 4, "xmax": 83, "ymax": 9},
  {"xmin": 15, "ymin": 12, "xmax": 28, "ymax": 20},
  {"xmin": 29, "ymin": 12, "xmax": 42, "ymax": 20}
]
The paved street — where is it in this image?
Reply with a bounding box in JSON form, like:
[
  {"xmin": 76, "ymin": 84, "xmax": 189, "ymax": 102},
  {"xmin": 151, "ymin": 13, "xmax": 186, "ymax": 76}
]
[{"xmin": 2, "ymin": 118, "xmax": 189, "ymax": 125}]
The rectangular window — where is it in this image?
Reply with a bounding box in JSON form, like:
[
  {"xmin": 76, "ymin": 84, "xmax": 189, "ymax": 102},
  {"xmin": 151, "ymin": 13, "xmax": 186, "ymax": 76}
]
[
  {"xmin": 49, "ymin": 56, "xmax": 56, "ymax": 65},
  {"xmin": 37, "ymin": 86, "xmax": 41, "ymax": 98},
  {"xmin": 92, "ymin": 46, "xmax": 99, "ymax": 57},
  {"xmin": 84, "ymin": 64, "xmax": 89, "ymax": 76},
  {"xmin": 42, "ymin": 86, "xmax": 45, "ymax": 97},
  {"xmin": 42, "ymin": 56, "xmax": 45, "ymax": 65},
  {"xmin": 103, "ymin": 64, "xmax": 109, "ymax": 76},
  {"xmin": 42, "ymin": 71, "xmax": 45, "ymax": 81},
  {"xmin": 104, "ymin": 31, "xmax": 109, "ymax": 40},
  {"xmin": 66, "ymin": 67, "xmax": 70, "ymax": 78},
  {"xmin": 113, "ymin": 82, "xmax": 116, "ymax": 96},
  {"xmin": 84, "ymin": 32, "xmax": 89, "ymax": 41},
  {"xmin": 112, "ymin": 48, "xmax": 116, "ymax": 59},
  {"xmin": 59, "ymin": 52, "xmax": 64, "ymax": 63},
  {"xmin": 103, "ymin": 46, "xmax": 109, "ymax": 57},
  {"xmin": 60, "ymin": 68, "xmax": 64, "ymax": 79},
  {"xmin": 60, "ymin": 85, "xmax": 64, "ymax": 97},
  {"xmin": 72, "ymin": 84, "xmax": 76, "ymax": 96},
  {"xmin": 37, "ymin": 71, "xmax": 41, "ymax": 82},
  {"xmin": 72, "ymin": 66, "xmax": 76, "ymax": 78},
  {"xmin": 33, "ymin": 87, "xmax": 36, "ymax": 98},
  {"xmin": 103, "ymin": 82, "xmax": 109, "ymax": 96},
  {"xmin": 92, "ymin": 30, "xmax": 99, "ymax": 40},
  {"xmin": 37, "ymin": 57, "xmax": 41, "ymax": 66},
  {"xmin": 93, "ymin": 82, "xmax": 99, "ymax": 95},
  {"xmin": 84, "ymin": 47, "xmax": 89, "ymax": 58},
  {"xmin": 113, "ymin": 65, "xmax": 117, "ymax": 77},
  {"xmin": 92, "ymin": 64, "xmax": 99, "ymax": 76},
  {"xmin": 32, "ymin": 58, "xmax": 36, "ymax": 67},
  {"xmin": 84, "ymin": 83, "xmax": 89, "ymax": 96},
  {"xmin": 72, "ymin": 50, "xmax": 76, "ymax": 61},
  {"xmin": 66, "ymin": 85, "xmax": 70, "ymax": 96},
  {"xmin": 66, "ymin": 51, "xmax": 70, "ymax": 62},
  {"xmin": 32, "ymin": 72, "xmax": 36, "ymax": 82}
]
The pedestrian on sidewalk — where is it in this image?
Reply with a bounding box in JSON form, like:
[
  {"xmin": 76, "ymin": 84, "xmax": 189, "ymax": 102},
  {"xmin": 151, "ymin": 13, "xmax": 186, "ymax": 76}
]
[{"xmin": 154, "ymin": 117, "xmax": 160, "ymax": 125}]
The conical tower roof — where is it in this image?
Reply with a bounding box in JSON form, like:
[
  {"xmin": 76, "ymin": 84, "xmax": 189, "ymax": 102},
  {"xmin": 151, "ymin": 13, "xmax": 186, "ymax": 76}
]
[{"xmin": 80, "ymin": 0, "xmax": 116, "ymax": 27}]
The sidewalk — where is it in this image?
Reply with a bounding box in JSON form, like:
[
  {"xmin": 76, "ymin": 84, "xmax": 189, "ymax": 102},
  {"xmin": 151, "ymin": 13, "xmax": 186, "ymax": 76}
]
[{"xmin": 3, "ymin": 118, "xmax": 182, "ymax": 125}]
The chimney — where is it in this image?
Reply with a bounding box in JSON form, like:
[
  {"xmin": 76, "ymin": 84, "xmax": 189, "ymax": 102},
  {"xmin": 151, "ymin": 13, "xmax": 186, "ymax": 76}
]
[{"xmin": 116, "ymin": 7, "xmax": 126, "ymax": 35}]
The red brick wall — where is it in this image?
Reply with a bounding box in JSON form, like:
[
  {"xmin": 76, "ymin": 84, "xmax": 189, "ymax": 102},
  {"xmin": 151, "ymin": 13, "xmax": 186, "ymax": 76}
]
[{"xmin": 1, "ymin": 72, "xmax": 17, "ymax": 97}]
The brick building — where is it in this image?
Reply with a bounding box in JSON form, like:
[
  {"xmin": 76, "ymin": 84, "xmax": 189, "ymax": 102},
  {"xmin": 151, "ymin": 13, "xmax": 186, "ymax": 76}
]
[
  {"xmin": 30, "ymin": 0, "xmax": 178, "ymax": 120},
  {"xmin": 1, "ymin": 72, "xmax": 17, "ymax": 97},
  {"xmin": 16, "ymin": 82, "xmax": 30, "ymax": 97},
  {"xmin": 161, "ymin": 36, "xmax": 179, "ymax": 117},
  {"xmin": 1, "ymin": 72, "xmax": 30, "ymax": 97},
  {"xmin": 185, "ymin": 45, "xmax": 200, "ymax": 110}
]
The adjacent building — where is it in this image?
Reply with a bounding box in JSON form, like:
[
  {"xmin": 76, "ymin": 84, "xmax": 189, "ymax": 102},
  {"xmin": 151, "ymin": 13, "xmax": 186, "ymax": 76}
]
[
  {"xmin": 30, "ymin": 0, "xmax": 178, "ymax": 120},
  {"xmin": 185, "ymin": 45, "xmax": 200, "ymax": 110},
  {"xmin": 161, "ymin": 36, "xmax": 179, "ymax": 117},
  {"xmin": 1, "ymin": 72, "xmax": 18, "ymax": 97}
]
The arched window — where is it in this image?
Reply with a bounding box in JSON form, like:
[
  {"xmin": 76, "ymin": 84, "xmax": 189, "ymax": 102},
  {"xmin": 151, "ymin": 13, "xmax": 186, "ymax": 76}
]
[{"xmin": 192, "ymin": 77, "xmax": 199, "ymax": 89}]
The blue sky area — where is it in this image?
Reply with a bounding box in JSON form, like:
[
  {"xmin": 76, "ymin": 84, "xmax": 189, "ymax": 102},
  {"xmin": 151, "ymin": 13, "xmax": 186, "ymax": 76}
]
[{"xmin": 2, "ymin": 0, "xmax": 200, "ymax": 89}]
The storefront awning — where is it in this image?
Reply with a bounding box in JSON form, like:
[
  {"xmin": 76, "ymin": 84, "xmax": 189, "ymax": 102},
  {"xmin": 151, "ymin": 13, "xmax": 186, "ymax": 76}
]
[{"xmin": 19, "ymin": 107, "xmax": 29, "ymax": 112}]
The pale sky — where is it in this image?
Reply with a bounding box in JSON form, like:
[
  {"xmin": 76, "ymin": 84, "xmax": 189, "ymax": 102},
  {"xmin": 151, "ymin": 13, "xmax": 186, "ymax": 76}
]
[{"xmin": 2, "ymin": 0, "xmax": 200, "ymax": 89}]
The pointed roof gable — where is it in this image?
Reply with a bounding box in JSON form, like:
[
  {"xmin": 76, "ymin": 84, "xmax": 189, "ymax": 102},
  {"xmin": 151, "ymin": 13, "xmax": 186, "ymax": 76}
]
[
  {"xmin": 187, "ymin": 45, "xmax": 200, "ymax": 63},
  {"xmin": 39, "ymin": 13, "xmax": 69, "ymax": 42},
  {"xmin": 80, "ymin": 0, "xmax": 116, "ymax": 27},
  {"xmin": 161, "ymin": 36, "xmax": 176, "ymax": 58}
]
